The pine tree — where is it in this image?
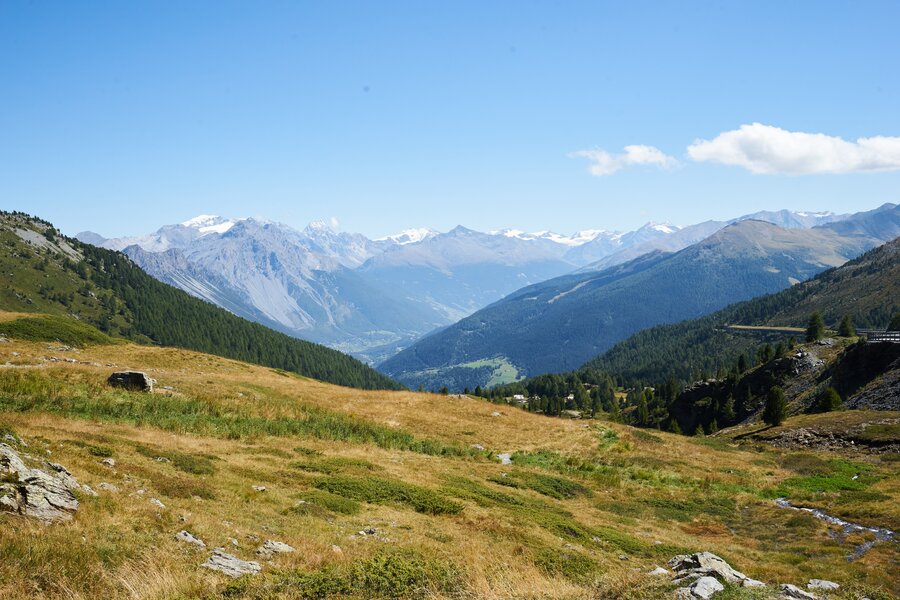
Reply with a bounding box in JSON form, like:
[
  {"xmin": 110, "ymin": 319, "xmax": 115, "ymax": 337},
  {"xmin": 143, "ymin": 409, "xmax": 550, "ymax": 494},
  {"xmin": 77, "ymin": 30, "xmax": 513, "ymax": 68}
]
[
  {"xmin": 837, "ymin": 315, "xmax": 855, "ymax": 337},
  {"xmin": 806, "ymin": 312, "xmax": 826, "ymax": 342},
  {"xmin": 890, "ymin": 313, "xmax": 900, "ymax": 332},
  {"xmin": 762, "ymin": 386, "xmax": 787, "ymax": 426},
  {"xmin": 817, "ymin": 388, "xmax": 842, "ymax": 413}
]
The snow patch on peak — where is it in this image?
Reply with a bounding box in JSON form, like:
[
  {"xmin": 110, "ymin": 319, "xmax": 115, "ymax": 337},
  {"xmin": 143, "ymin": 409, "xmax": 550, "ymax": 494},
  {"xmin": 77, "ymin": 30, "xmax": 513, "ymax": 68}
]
[
  {"xmin": 181, "ymin": 215, "xmax": 239, "ymax": 235},
  {"xmin": 376, "ymin": 228, "xmax": 438, "ymax": 245}
]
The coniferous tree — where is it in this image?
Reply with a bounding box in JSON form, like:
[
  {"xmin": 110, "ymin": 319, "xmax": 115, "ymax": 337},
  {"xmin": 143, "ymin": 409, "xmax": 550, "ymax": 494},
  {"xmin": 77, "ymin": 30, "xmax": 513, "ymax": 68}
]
[
  {"xmin": 817, "ymin": 388, "xmax": 842, "ymax": 413},
  {"xmin": 837, "ymin": 315, "xmax": 855, "ymax": 337},
  {"xmin": 806, "ymin": 312, "xmax": 826, "ymax": 342},
  {"xmin": 762, "ymin": 386, "xmax": 788, "ymax": 426}
]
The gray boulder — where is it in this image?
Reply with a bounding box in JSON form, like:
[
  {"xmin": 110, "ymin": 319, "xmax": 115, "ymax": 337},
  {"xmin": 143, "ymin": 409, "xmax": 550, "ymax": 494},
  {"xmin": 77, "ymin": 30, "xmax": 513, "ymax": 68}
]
[
  {"xmin": 781, "ymin": 584, "xmax": 818, "ymax": 599},
  {"xmin": 0, "ymin": 443, "xmax": 81, "ymax": 522},
  {"xmin": 202, "ymin": 549, "xmax": 262, "ymax": 578},
  {"xmin": 176, "ymin": 530, "xmax": 206, "ymax": 548},
  {"xmin": 691, "ymin": 576, "xmax": 724, "ymax": 599},
  {"xmin": 669, "ymin": 552, "xmax": 764, "ymax": 587},
  {"xmin": 256, "ymin": 539, "xmax": 296, "ymax": 559},
  {"xmin": 107, "ymin": 371, "xmax": 154, "ymax": 392},
  {"xmin": 808, "ymin": 580, "xmax": 839, "ymax": 591}
]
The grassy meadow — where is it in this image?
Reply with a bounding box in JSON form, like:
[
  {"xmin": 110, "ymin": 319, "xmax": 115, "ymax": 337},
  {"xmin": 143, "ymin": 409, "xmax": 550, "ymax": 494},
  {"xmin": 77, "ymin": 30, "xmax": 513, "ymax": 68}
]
[{"xmin": 0, "ymin": 312, "xmax": 897, "ymax": 599}]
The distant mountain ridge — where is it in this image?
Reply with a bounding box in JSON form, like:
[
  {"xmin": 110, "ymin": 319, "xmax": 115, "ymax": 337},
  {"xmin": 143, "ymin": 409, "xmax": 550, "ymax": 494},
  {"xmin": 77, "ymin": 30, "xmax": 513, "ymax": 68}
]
[
  {"xmin": 379, "ymin": 204, "xmax": 900, "ymax": 391},
  {"xmin": 585, "ymin": 235, "xmax": 900, "ymax": 383},
  {"xmin": 0, "ymin": 211, "xmax": 402, "ymax": 391},
  {"xmin": 77, "ymin": 207, "xmax": 862, "ymax": 363}
]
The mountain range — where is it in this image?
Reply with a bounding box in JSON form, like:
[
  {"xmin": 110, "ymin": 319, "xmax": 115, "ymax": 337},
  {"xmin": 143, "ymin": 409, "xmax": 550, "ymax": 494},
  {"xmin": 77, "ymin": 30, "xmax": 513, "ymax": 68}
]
[
  {"xmin": 379, "ymin": 204, "xmax": 900, "ymax": 391},
  {"xmin": 77, "ymin": 209, "xmax": 850, "ymax": 364}
]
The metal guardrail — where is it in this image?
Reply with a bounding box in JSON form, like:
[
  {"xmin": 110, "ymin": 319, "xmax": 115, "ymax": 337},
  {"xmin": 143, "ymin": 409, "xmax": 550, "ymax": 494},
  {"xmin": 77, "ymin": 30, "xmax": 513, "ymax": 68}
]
[{"xmin": 867, "ymin": 331, "xmax": 900, "ymax": 343}]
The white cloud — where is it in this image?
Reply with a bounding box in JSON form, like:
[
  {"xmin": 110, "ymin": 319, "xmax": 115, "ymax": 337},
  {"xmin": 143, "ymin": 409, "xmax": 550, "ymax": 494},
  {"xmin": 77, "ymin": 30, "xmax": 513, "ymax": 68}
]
[
  {"xmin": 570, "ymin": 144, "xmax": 678, "ymax": 176},
  {"xmin": 687, "ymin": 123, "xmax": 900, "ymax": 175}
]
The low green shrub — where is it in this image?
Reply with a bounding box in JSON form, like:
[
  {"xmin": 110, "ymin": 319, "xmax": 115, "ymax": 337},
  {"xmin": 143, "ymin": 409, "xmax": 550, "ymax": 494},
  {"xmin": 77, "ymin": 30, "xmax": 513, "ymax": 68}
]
[
  {"xmin": 135, "ymin": 445, "xmax": 217, "ymax": 475},
  {"xmin": 294, "ymin": 489, "xmax": 361, "ymax": 515},
  {"xmin": 534, "ymin": 548, "xmax": 600, "ymax": 583},
  {"xmin": 314, "ymin": 475, "xmax": 463, "ymax": 516},
  {"xmin": 488, "ymin": 471, "xmax": 590, "ymax": 500}
]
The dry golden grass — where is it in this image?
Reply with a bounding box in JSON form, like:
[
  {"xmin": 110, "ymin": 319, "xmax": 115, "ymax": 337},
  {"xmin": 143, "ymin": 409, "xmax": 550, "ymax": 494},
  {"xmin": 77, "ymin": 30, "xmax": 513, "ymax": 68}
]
[{"xmin": 0, "ymin": 328, "xmax": 897, "ymax": 599}]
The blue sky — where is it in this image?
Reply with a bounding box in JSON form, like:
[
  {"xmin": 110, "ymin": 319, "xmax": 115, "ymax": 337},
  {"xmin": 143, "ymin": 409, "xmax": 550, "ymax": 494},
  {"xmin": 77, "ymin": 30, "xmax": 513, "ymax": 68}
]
[{"xmin": 2, "ymin": 1, "xmax": 899, "ymax": 238}]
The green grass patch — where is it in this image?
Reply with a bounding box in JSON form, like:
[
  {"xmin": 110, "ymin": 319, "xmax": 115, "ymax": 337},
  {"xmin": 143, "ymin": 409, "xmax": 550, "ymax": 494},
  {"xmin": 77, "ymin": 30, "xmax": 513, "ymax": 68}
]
[
  {"xmin": 855, "ymin": 423, "xmax": 900, "ymax": 444},
  {"xmin": 134, "ymin": 445, "xmax": 217, "ymax": 475},
  {"xmin": 233, "ymin": 549, "xmax": 461, "ymax": 599},
  {"xmin": 314, "ymin": 475, "xmax": 463, "ymax": 516},
  {"xmin": 290, "ymin": 456, "xmax": 380, "ymax": 475},
  {"xmin": 488, "ymin": 471, "xmax": 590, "ymax": 500},
  {"xmin": 641, "ymin": 495, "xmax": 736, "ymax": 523},
  {"xmin": 87, "ymin": 444, "xmax": 114, "ymax": 458},
  {"xmin": 0, "ymin": 315, "xmax": 113, "ymax": 346},
  {"xmin": 0, "ymin": 370, "xmax": 474, "ymax": 458},
  {"xmin": 292, "ymin": 489, "xmax": 361, "ymax": 515},
  {"xmin": 534, "ymin": 548, "xmax": 600, "ymax": 583},
  {"xmin": 440, "ymin": 476, "xmax": 525, "ymax": 508},
  {"xmin": 148, "ymin": 472, "xmax": 216, "ymax": 500}
]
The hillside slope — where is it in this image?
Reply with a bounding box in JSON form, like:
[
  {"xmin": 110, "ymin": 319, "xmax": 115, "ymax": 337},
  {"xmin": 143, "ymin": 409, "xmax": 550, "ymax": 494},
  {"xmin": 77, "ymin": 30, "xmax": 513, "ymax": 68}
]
[
  {"xmin": 0, "ymin": 322, "xmax": 896, "ymax": 598},
  {"xmin": 587, "ymin": 236, "xmax": 900, "ymax": 383},
  {"xmin": 381, "ymin": 208, "xmax": 900, "ymax": 391},
  {"xmin": 0, "ymin": 211, "xmax": 401, "ymax": 390}
]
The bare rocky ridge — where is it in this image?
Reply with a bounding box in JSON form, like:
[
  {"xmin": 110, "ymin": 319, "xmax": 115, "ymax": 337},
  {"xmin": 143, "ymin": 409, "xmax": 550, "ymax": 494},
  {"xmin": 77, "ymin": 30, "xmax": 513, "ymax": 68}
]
[{"xmin": 0, "ymin": 441, "xmax": 89, "ymax": 522}]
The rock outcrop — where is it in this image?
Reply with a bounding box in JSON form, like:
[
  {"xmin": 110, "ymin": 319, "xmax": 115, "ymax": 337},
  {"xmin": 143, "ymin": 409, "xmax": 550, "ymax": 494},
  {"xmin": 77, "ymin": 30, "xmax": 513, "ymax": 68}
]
[
  {"xmin": 0, "ymin": 442, "xmax": 85, "ymax": 522},
  {"xmin": 256, "ymin": 540, "xmax": 295, "ymax": 559},
  {"xmin": 669, "ymin": 552, "xmax": 764, "ymax": 587},
  {"xmin": 107, "ymin": 371, "xmax": 155, "ymax": 392},
  {"xmin": 202, "ymin": 549, "xmax": 262, "ymax": 578}
]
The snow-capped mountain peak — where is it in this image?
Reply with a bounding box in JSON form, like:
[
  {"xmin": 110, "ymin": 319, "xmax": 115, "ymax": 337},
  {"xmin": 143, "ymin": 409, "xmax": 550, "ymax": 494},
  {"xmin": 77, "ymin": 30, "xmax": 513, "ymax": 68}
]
[
  {"xmin": 376, "ymin": 228, "xmax": 439, "ymax": 245},
  {"xmin": 180, "ymin": 215, "xmax": 240, "ymax": 235}
]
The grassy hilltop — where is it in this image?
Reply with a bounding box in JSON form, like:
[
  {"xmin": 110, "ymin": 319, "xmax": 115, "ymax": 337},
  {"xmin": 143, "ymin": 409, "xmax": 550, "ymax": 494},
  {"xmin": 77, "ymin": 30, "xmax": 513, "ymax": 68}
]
[{"xmin": 0, "ymin": 312, "xmax": 897, "ymax": 599}]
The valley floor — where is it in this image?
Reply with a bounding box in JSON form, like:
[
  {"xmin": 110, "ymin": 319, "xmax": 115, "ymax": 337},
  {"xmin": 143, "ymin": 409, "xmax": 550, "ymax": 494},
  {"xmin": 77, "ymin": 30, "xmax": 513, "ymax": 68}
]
[{"xmin": 0, "ymin": 327, "xmax": 897, "ymax": 599}]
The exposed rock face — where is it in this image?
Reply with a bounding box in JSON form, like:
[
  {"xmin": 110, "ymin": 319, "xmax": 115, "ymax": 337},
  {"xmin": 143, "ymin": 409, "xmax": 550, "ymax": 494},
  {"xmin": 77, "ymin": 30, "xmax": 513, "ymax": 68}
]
[
  {"xmin": 780, "ymin": 583, "xmax": 818, "ymax": 599},
  {"xmin": 669, "ymin": 552, "xmax": 764, "ymax": 587},
  {"xmin": 688, "ymin": 576, "xmax": 724, "ymax": 599},
  {"xmin": 202, "ymin": 549, "xmax": 262, "ymax": 578},
  {"xmin": 808, "ymin": 579, "xmax": 839, "ymax": 591},
  {"xmin": 256, "ymin": 540, "xmax": 295, "ymax": 559},
  {"xmin": 176, "ymin": 530, "xmax": 206, "ymax": 548},
  {"xmin": 107, "ymin": 371, "xmax": 155, "ymax": 392},
  {"xmin": 0, "ymin": 443, "xmax": 82, "ymax": 522}
]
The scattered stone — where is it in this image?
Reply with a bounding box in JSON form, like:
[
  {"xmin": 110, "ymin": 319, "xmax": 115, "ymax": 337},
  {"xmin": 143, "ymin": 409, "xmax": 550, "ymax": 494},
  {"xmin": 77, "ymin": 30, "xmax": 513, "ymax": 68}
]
[
  {"xmin": 359, "ymin": 527, "xmax": 377, "ymax": 536},
  {"xmin": 2, "ymin": 433, "xmax": 23, "ymax": 446},
  {"xmin": 618, "ymin": 554, "xmax": 628, "ymax": 561},
  {"xmin": 202, "ymin": 549, "xmax": 262, "ymax": 578},
  {"xmin": 331, "ymin": 544, "xmax": 343, "ymax": 555},
  {"xmin": 669, "ymin": 552, "xmax": 763, "ymax": 587},
  {"xmin": 470, "ymin": 444, "xmax": 485, "ymax": 451},
  {"xmin": 252, "ymin": 485, "xmax": 266, "ymax": 492},
  {"xmin": 256, "ymin": 540, "xmax": 295, "ymax": 559},
  {"xmin": 648, "ymin": 566, "xmax": 669, "ymax": 576},
  {"xmin": 101, "ymin": 458, "xmax": 116, "ymax": 468},
  {"xmin": 176, "ymin": 530, "xmax": 206, "ymax": 548},
  {"xmin": 0, "ymin": 442, "xmax": 80, "ymax": 522},
  {"xmin": 780, "ymin": 583, "xmax": 818, "ymax": 599},
  {"xmin": 98, "ymin": 482, "xmax": 119, "ymax": 493},
  {"xmin": 230, "ymin": 538, "xmax": 239, "ymax": 547},
  {"xmin": 808, "ymin": 580, "xmax": 839, "ymax": 591},
  {"xmin": 497, "ymin": 453, "xmax": 512, "ymax": 465},
  {"xmin": 490, "ymin": 411, "xmax": 502, "ymax": 417},
  {"xmin": 149, "ymin": 498, "xmax": 166, "ymax": 509},
  {"xmin": 246, "ymin": 534, "xmax": 260, "ymax": 542},
  {"xmin": 690, "ymin": 576, "xmax": 724, "ymax": 599},
  {"xmin": 107, "ymin": 371, "xmax": 154, "ymax": 392}
]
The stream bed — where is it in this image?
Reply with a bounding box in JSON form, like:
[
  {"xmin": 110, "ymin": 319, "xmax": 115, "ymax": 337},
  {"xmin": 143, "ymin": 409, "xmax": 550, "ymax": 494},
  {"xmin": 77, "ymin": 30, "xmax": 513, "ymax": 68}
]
[{"xmin": 776, "ymin": 498, "xmax": 897, "ymax": 560}]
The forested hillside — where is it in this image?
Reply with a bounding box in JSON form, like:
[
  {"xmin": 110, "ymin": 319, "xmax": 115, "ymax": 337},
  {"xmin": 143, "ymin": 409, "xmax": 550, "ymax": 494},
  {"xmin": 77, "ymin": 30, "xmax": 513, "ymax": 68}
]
[
  {"xmin": 0, "ymin": 211, "xmax": 402, "ymax": 390},
  {"xmin": 586, "ymin": 236, "xmax": 900, "ymax": 383},
  {"xmin": 382, "ymin": 211, "xmax": 900, "ymax": 391}
]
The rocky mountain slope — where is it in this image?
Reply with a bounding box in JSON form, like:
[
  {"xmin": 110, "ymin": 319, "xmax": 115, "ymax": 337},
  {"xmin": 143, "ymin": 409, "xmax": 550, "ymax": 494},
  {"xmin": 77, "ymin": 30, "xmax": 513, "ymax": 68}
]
[
  {"xmin": 588, "ymin": 234, "xmax": 900, "ymax": 383},
  {"xmin": 77, "ymin": 209, "xmax": 855, "ymax": 363},
  {"xmin": 380, "ymin": 205, "xmax": 900, "ymax": 391},
  {"xmin": 0, "ymin": 211, "xmax": 401, "ymax": 390}
]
